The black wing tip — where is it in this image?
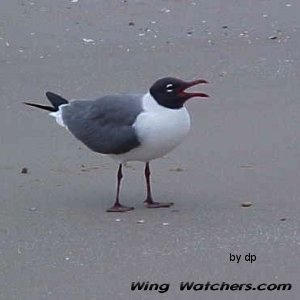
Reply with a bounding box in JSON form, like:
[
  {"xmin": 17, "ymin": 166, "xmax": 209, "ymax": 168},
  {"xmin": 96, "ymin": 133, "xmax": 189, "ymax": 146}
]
[
  {"xmin": 23, "ymin": 102, "xmax": 56, "ymax": 112},
  {"xmin": 45, "ymin": 91, "xmax": 55, "ymax": 98},
  {"xmin": 45, "ymin": 91, "xmax": 68, "ymax": 106}
]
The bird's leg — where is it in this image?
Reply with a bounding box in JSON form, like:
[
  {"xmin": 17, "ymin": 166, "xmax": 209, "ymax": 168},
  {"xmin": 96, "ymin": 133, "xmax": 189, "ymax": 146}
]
[
  {"xmin": 107, "ymin": 164, "xmax": 134, "ymax": 212},
  {"xmin": 144, "ymin": 162, "xmax": 174, "ymax": 208}
]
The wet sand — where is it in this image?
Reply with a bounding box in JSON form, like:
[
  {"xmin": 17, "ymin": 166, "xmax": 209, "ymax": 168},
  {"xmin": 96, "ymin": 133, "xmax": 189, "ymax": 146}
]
[{"xmin": 0, "ymin": 0, "xmax": 299, "ymax": 299}]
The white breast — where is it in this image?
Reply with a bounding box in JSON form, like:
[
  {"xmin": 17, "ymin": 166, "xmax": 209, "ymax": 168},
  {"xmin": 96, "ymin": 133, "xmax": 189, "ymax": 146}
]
[{"xmin": 111, "ymin": 93, "xmax": 191, "ymax": 162}]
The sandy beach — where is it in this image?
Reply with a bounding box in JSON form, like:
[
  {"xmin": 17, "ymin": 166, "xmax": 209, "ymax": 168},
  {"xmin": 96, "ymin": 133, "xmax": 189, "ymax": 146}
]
[{"xmin": 0, "ymin": 0, "xmax": 299, "ymax": 299}]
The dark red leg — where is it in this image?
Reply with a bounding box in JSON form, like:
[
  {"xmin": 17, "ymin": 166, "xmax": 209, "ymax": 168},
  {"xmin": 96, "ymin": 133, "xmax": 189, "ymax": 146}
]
[
  {"xmin": 144, "ymin": 162, "xmax": 174, "ymax": 208},
  {"xmin": 106, "ymin": 164, "xmax": 134, "ymax": 212}
]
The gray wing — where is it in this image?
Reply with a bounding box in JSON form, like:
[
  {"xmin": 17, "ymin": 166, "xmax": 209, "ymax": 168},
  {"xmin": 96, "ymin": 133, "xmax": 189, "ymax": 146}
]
[{"xmin": 61, "ymin": 94, "xmax": 143, "ymax": 154}]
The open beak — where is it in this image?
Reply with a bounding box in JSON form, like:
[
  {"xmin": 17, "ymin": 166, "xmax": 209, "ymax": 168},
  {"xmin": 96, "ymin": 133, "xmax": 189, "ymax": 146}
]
[{"xmin": 180, "ymin": 79, "xmax": 209, "ymax": 99}]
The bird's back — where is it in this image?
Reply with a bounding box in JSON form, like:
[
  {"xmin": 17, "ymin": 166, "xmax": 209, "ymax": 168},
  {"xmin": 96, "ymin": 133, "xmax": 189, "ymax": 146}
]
[{"xmin": 60, "ymin": 94, "xmax": 143, "ymax": 154}]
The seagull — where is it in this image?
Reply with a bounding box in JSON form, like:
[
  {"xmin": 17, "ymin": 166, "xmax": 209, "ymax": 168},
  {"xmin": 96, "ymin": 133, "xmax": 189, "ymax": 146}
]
[{"xmin": 24, "ymin": 77, "xmax": 209, "ymax": 212}]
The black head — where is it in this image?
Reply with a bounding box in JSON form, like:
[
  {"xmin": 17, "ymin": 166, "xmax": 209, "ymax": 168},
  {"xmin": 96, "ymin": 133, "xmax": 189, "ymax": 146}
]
[{"xmin": 149, "ymin": 77, "xmax": 209, "ymax": 109}]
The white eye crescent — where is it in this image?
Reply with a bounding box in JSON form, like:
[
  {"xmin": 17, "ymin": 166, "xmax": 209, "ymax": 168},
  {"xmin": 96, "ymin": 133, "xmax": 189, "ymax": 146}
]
[{"xmin": 166, "ymin": 83, "xmax": 173, "ymax": 92}]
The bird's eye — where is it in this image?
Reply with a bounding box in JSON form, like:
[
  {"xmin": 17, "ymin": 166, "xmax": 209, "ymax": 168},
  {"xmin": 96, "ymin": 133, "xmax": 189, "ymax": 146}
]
[{"xmin": 166, "ymin": 83, "xmax": 173, "ymax": 93}]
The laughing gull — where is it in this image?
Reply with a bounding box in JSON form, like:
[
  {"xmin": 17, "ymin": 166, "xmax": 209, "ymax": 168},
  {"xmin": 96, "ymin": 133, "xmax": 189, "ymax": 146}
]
[{"xmin": 24, "ymin": 77, "xmax": 209, "ymax": 212}]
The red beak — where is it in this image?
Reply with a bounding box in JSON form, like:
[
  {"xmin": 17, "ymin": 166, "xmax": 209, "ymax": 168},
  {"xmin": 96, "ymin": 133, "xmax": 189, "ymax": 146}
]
[{"xmin": 180, "ymin": 79, "xmax": 209, "ymax": 99}]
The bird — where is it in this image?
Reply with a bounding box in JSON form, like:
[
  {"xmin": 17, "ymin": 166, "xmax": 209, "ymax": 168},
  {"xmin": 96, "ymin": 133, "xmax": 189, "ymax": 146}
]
[{"xmin": 24, "ymin": 77, "xmax": 209, "ymax": 212}]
